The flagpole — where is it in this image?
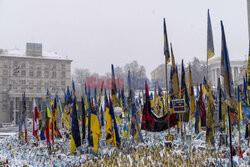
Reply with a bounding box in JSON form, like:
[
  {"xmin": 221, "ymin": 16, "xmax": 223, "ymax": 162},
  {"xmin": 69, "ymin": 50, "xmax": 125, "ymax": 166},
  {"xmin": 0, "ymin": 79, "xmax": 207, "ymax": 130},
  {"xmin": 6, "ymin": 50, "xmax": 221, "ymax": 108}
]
[
  {"xmin": 165, "ymin": 57, "xmax": 170, "ymax": 134},
  {"xmin": 227, "ymin": 106, "xmax": 233, "ymax": 167}
]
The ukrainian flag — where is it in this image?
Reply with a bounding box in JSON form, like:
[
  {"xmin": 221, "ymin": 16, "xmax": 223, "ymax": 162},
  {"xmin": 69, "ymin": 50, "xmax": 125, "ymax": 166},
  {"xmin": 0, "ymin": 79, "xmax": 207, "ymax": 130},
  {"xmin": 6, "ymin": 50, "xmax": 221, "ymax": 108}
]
[
  {"xmin": 207, "ymin": 9, "xmax": 215, "ymax": 60},
  {"xmin": 163, "ymin": 18, "xmax": 170, "ymax": 64},
  {"xmin": 238, "ymin": 86, "xmax": 243, "ymax": 120},
  {"xmin": 104, "ymin": 92, "xmax": 112, "ymax": 144},
  {"xmin": 70, "ymin": 97, "xmax": 81, "ymax": 155},
  {"xmin": 202, "ymin": 76, "xmax": 207, "ymax": 96},
  {"xmin": 220, "ymin": 21, "xmax": 233, "ymax": 98},
  {"xmin": 109, "ymin": 97, "xmax": 120, "ymax": 148},
  {"xmin": 91, "ymin": 109, "xmax": 101, "ymax": 154}
]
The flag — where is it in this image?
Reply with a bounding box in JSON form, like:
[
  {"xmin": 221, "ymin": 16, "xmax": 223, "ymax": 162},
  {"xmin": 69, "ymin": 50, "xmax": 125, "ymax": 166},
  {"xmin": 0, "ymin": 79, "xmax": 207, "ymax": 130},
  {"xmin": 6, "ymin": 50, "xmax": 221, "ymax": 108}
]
[
  {"xmin": 141, "ymin": 81, "xmax": 177, "ymax": 132},
  {"xmin": 189, "ymin": 64, "xmax": 196, "ymax": 119},
  {"xmin": 220, "ymin": 21, "xmax": 233, "ymax": 98},
  {"xmin": 100, "ymin": 106, "xmax": 104, "ymax": 127},
  {"xmin": 207, "ymin": 9, "xmax": 215, "ymax": 60},
  {"xmin": 104, "ymin": 91, "xmax": 112, "ymax": 144},
  {"xmin": 170, "ymin": 43, "xmax": 179, "ymax": 98},
  {"xmin": 217, "ymin": 78, "xmax": 223, "ymax": 122},
  {"xmin": 72, "ymin": 79, "xmax": 76, "ymax": 97},
  {"xmin": 111, "ymin": 64, "xmax": 119, "ymax": 106},
  {"xmin": 45, "ymin": 98, "xmax": 51, "ymax": 153},
  {"xmin": 247, "ymin": 50, "xmax": 250, "ymax": 90},
  {"xmin": 163, "ymin": 18, "xmax": 170, "ymax": 64},
  {"xmin": 206, "ymin": 83, "xmax": 215, "ymax": 145},
  {"xmin": 109, "ymin": 96, "xmax": 121, "ymax": 148},
  {"xmin": 81, "ymin": 96, "xmax": 86, "ymax": 142},
  {"xmin": 181, "ymin": 60, "xmax": 190, "ymax": 122},
  {"xmin": 90, "ymin": 109, "xmax": 102, "ymax": 154},
  {"xmin": 33, "ymin": 98, "xmax": 39, "ymax": 146},
  {"xmin": 198, "ymin": 84, "xmax": 206, "ymax": 127},
  {"xmin": 243, "ymin": 77, "xmax": 249, "ymax": 105},
  {"xmin": 70, "ymin": 97, "xmax": 81, "ymax": 155},
  {"xmin": 237, "ymin": 86, "xmax": 243, "ymax": 120},
  {"xmin": 195, "ymin": 100, "xmax": 201, "ymax": 134},
  {"xmin": 202, "ymin": 76, "xmax": 207, "ymax": 96}
]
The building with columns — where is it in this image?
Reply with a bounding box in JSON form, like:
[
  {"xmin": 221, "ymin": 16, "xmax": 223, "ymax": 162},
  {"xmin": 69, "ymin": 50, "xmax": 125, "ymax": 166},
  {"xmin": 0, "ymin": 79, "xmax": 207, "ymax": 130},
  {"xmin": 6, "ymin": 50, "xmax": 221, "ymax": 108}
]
[
  {"xmin": 151, "ymin": 57, "xmax": 247, "ymax": 91},
  {"xmin": 208, "ymin": 57, "xmax": 247, "ymax": 89},
  {"xmin": 0, "ymin": 43, "xmax": 72, "ymax": 123}
]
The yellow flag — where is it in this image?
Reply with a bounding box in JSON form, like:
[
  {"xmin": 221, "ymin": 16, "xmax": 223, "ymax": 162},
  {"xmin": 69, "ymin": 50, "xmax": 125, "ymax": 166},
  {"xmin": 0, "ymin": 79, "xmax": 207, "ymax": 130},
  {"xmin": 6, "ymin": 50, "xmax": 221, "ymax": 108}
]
[
  {"xmin": 91, "ymin": 111, "xmax": 102, "ymax": 154},
  {"xmin": 70, "ymin": 135, "xmax": 77, "ymax": 155},
  {"xmin": 189, "ymin": 64, "xmax": 196, "ymax": 119},
  {"xmin": 105, "ymin": 107, "xmax": 112, "ymax": 144}
]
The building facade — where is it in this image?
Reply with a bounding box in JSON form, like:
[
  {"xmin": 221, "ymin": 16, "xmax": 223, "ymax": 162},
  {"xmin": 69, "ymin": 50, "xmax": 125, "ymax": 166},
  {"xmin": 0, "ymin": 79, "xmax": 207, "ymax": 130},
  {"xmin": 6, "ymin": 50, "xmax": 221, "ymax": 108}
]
[
  {"xmin": 0, "ymin": 43, "xmax": 72, "ymax": 123},
  {"xmin": 151, "ymin": 58, "xmax": 247, "ymax": 91},
  {"xmin": 208, "ymin": 58, "xmax": 247, "ymax": 89},
  {"xmin": 150, "ymin": 63, "xmax": 181, "ymax": 89}
]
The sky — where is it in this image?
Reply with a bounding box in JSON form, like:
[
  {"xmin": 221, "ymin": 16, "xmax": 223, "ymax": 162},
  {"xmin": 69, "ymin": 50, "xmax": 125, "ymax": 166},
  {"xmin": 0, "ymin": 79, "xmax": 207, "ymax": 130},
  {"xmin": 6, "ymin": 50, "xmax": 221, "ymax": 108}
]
[{"xmin": 0, "ymin": 0, "xmax": 248, "ymax": 78}]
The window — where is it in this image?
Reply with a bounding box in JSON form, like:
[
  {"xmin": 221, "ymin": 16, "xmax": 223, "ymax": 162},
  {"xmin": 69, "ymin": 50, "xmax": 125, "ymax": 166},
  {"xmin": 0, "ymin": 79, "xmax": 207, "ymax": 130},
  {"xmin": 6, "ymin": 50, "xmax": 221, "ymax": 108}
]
[
  {"xmin": 52, "ymin": 63, "xmax": 56, "ymax": 70},
  {"xmin": 45, "ymin": 71, "xmax": 49, "ymax": 78},
  {"xmin": 12, "ymin": 78, "xmax": 18, "ymax": 85},
  {"xmin": 13, "ymin": 61, "xmax": 18, "ymax": 67},
  {"xmin": 37, "ymin": 71, "xmax": 41, "ymax": 77},
  {"xmin": 44, "ymin": 63, "xmax": 50, "ymax": 70},
  {"xmin": 20, "ymin": 79, "xmax": 26, "ymax": 85},
  {"xmin": 37, "ymin": 87, "xmax": 41, "ymax": 91},
  {"xmin": 29, "ymin": 80, "xmax": 34, "ymax": 85},
  {"xmin": 61, "ymin": 88, "xmax": 65, "ymax": 92},
  {"xmin": 37, "ymin": 80, "xmax": 42, "ymax": 85},
  {"xmin": 52, "ymin": 71, "xmax": 56, "ymax": 78},
  {"xmin": 29, "ymin": 61, "xmax": 35, "ymax": 69},
  {"xmin": 29, "ymin": 87, "xmax": 33, "ymax": 90},
  {"xmin": 61, "ymin": 80, "xmax": 66, "ymax": 86},
  {"xmin": 21, "ymin": 62, "xmax": 26, "ymax": 69},
  {"xmin": 2, "ymin": 78, "xmax": 8, "ymax": 85},
  {"xmin": 52, "ymin": 87, "xmax": 56, "ymax": 92},
  {"xmin": 61, "ymin": 71, "xmax": 65, "ymax": 78},
  {"xmin": 61, "ymin": 64, "xmax": 65, "ymax": 70},
  {"xmin": 2, "ymin": 95, "xmax": 7, "ymax": 102},
  {"xmin": 21, "ymin": 70, "xmax": 26, "ymax": 77},
  {"xmin": 51, "ymin": 80, "xmax": 57, "ymax": 85},
  {"xmin": 2, "ymin": 104, "xmax": 7, "ymax": 112},
  {"xmin": 45, "ymin": 80, "xmax": 49, "ymax": 86},
  {"xmin": 3, "ymin": 69, "xmax": 8, "ymax": 75},
  {"xmin": 29, "ymin": 71, "xmax": 34, "ymax": 77},
  {"xmin": 21, "ymin": 87, "xmax": 25, "ymax": 90},
  {"xmin": 37, "ymin": 62, "xmax": 41, "ymax": 70}
]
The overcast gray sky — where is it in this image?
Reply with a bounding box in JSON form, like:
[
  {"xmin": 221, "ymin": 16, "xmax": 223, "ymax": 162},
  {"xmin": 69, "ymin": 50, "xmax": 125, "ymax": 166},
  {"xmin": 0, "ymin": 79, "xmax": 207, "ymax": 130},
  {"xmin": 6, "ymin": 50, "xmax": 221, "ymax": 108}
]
[{"xmin": 0, "ymin": 0, "xmax": 248, "ymax": 77}]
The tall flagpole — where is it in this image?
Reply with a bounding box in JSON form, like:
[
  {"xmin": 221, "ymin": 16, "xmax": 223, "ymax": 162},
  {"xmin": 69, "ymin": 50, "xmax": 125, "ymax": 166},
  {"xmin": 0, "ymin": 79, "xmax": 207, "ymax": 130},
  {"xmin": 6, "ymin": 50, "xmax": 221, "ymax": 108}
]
[
  {"xmin": 163, "ymin": 18, "xmax": 170, "ymax": 134},
  {"xmin": 165, "ymin": 56, "xmax": 170, "ymax": 134}
]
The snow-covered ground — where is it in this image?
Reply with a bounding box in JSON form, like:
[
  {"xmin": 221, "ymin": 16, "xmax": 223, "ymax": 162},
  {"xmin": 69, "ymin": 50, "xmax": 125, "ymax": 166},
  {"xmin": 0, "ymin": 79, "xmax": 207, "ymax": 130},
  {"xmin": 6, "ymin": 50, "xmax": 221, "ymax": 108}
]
[{"xmin": 0, "ymin": 123, "xmax": 249, "ymax": 167}]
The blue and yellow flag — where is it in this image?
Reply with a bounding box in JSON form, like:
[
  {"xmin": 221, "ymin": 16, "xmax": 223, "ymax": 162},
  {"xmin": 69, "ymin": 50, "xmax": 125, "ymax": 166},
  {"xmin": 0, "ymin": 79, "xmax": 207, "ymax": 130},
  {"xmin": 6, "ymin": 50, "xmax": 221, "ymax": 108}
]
[
  {"xmin": 238, "ymin": 86, "xmax": 243, "ymax": 120},
  {"xmin": 70, "ymin": 97, "xmax": 81, "ymax": 155},
  {"xmin": 104, "ymin": 90, "xmax": 112, "ymax": 144},
  {"xmin": 111, "ymin": 64, "xmax": 119, "ymax": 107},
  {"xmin": 109, "ymin": 96, "xmax": 121, "ymax": 148},
  {"xmin": 163, "ymin": 18, "xmax": 170, "ymax": 64},
  {"xmin": 207, "ymin": 9, "xmax": 215, "ymax": 60},
  {"xmin": 202, "ymin": 76, "xmax": 207, "ymax": 96},
  {"xmin": 170, "ymin": 43, "xmax": 179, "ymax": 98},
  {"xmin": 220, "ymin": 21, "xmax": 233, "ymax": 98},
  {"xmin": 189, "ymin": 64, "xmax": 196, "ymax": 119},
  {"xmin": 243, "ymin": 77, "xmax": 249, "ymax": 106},
  {"xmin": 91, "ymin": 109, "xmax": 101, "ymax": 154}
]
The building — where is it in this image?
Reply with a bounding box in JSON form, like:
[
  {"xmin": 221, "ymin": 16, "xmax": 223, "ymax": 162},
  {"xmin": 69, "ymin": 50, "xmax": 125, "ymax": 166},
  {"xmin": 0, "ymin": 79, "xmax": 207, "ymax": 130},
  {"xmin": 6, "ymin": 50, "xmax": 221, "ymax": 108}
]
[
  {"xmin": 0, "ymin": 43, "xmax": 72, "ymax": 123},
  {"xmin": 150, "ymin": 57, "xmax": 247, "ymax": 91},
  {"xmin": 208, "ymin": 57, "xmax": 247, "ymax": 89},
  {"xmin": 150, "ymin": 63, "xmax": 182, "ymax": 89}
]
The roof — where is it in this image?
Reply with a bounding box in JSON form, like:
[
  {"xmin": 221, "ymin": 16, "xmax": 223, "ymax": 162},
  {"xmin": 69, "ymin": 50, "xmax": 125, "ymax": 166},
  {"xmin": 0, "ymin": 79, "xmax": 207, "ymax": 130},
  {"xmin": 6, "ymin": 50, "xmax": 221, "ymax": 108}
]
[{"xmin": 0, "ymin": 49, "xmax": 72, "ymax": 62}]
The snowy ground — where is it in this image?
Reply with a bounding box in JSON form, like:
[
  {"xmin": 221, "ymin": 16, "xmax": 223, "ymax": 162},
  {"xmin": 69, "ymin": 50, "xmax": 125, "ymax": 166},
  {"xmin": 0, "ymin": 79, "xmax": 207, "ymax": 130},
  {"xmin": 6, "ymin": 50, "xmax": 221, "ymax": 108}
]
[{"xmin": 0, "ymin": 124, "xmax": 249, "ymax": 167}]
